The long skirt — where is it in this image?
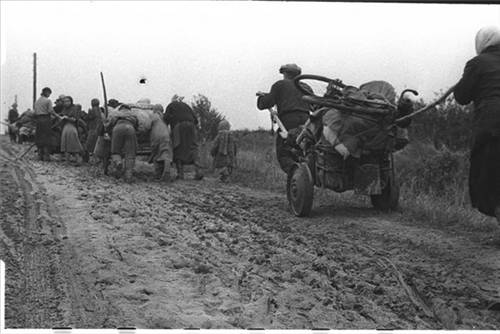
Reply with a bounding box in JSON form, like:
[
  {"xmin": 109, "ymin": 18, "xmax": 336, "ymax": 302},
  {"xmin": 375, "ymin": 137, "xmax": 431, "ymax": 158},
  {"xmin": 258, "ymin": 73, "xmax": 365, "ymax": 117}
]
[
  {"xmin": 149, "ymin": 118, "xmax": 172, "ymax": 164},
  {"xmin": 61, "ymin": 122, "xmax": 83, "ymax": 153},
  {"xmin": 172, "ymin": 121, "xmax": 199, "ymax": 165},
  {"xmin": 85, "ymin": 129, "xmax": 99, "ymax": 153},
  {"xmin": 34, "ymin": 114, "xmax": 54, "ymax": 147},
  {"xmin": 111, "ymin": 121, "xmax": 137, "ymax": 159},
  {"xmin": 469, "ymin": 134, "xmax": 500, "ymax": 217}
]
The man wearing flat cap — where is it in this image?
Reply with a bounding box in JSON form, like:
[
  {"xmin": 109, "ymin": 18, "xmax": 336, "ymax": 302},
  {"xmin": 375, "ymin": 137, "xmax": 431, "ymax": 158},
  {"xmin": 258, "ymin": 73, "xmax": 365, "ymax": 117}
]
[{"xmin": 256, "ymin": 63, "xmax": 313, "ymax": 175}]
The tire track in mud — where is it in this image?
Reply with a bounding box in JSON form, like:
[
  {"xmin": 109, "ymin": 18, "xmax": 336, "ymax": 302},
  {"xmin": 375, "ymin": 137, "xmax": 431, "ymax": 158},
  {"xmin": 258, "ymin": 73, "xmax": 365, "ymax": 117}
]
[
  {"xmin": 1, "ymin": 143, "xmax": 64, "ymax": 327},
  {"xmin": 0, "ymin": 140, "xmax": 118, "ymax": 328}
]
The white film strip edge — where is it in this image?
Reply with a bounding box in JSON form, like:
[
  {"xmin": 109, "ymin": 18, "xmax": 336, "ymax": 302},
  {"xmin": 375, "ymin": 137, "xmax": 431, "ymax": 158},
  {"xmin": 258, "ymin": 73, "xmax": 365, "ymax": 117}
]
[{"xmin": 0, "ymin": 260, "xmax": 4, "ymax": 332}]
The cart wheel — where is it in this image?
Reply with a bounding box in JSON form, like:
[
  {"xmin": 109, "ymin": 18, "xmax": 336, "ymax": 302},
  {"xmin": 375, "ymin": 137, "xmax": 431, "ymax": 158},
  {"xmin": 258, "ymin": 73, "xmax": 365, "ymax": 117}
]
[
  {"xmin": 287, "ymin": 163, "xmax": 314, "ymax": 217},
  {"xmin": 371, "ymin": 174, "xmax": 400, "ymax": 211}
]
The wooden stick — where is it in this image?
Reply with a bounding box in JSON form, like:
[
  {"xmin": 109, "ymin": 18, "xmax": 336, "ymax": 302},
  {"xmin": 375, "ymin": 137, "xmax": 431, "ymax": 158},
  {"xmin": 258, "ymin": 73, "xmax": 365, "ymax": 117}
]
[
  {"xmin": 16, "ymin": 143, "xmax": 36, "ymax": 161},
  {"xmin": 100, "ymin": 72, "xmax": 109, "ymax": 118}
]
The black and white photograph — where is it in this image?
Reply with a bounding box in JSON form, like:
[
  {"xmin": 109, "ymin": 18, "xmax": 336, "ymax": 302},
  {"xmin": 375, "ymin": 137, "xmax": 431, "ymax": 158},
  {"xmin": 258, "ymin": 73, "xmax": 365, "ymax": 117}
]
[{"xmin": 0, "ymin": 0, "xmax": 500, "ymax": 330}]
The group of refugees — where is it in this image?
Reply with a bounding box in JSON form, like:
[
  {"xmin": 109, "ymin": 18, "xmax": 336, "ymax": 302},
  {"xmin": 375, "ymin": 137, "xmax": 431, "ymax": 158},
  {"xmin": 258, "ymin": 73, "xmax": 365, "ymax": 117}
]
[
  {"xmin": 4, "ymin": 26, "xmax": 499, "ymax": 222},
  {"xmin": 255, "ymin": 26, "xmax": 500, "ymax": 223},
  {"xmin": 6, "ymin": 90, "xmax": 238, "ymax": 183}
]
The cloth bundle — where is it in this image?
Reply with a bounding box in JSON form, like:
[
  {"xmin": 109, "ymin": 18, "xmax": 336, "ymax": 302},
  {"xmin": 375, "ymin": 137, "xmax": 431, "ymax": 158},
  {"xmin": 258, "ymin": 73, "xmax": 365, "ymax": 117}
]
[{"xmin": 320, "ymin": 81, "xmax": 399, "ymax": 158}]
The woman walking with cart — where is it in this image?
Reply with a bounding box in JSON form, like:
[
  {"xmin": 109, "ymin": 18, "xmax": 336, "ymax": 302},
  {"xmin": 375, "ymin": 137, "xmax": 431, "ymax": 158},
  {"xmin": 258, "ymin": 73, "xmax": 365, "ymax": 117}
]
[{"xmin": 454, "ymin": 26, "xmax": 500, "ymax": 223}]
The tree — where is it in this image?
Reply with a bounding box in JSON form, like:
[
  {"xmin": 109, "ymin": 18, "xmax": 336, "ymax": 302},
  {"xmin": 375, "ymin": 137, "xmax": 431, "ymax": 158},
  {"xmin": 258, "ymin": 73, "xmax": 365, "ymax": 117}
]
[{"xmin": 191, "ymin": 94, "xmax": 225, "ymax": 142}]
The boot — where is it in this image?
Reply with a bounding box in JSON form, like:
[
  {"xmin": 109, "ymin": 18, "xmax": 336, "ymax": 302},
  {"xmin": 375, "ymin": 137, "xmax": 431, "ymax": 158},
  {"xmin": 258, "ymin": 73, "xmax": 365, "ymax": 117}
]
[
  {"xmin": 162, "ymin": 165, "xmax": 173, "ymax": 183},
  {"xmin": 176, "ymin": 162, "xmax": 184, "ymax": 180},
  {"xmin": 64, "ymin": 152, "xmax": 71, "ymax": 164},
  {"xmin": 38, "ymin": 146, "xmax": 44, "ymax": 161},
  {"xmin": 154, "ymin": 161, "xmax": 164, "ymax": 180},
  {"xmin": 82, "ymin": 151, "xmax": 90, "ymax": 163},
  {"xmin": 110, "ymin": 154, "xmax": 123, "ymax": 178},
  {"xmin": 194, "ymin": 165, "xmax": 204, "ymax": 181},
  {"xmin": 75, "ymin": 153, "xmax": 82, "ymax": 166},
  {"xmin": 42, "ymin": 147, "xmax": 51, "ymax": 162},
  {"xmin": 219, "ymin": 167, "xmax": 229, "ymax": 182},
  {"xmin": 124, "ymin": 158, "xmax": 135, "ymax": 183}
]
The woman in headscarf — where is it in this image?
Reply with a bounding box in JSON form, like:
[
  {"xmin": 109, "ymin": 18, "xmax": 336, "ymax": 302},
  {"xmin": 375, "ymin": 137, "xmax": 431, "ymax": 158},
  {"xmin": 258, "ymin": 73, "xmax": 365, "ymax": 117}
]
[
  {"xmin": 454, "ymin": 26, "xmax": 500, "ymax": 223},
  {"xmin": 210, "ymin": 119, "xmax": 237, "ymax": 181},
  {"xmin": 59, "ymin": 96, "xmax": 85, "ymax": 165},
  {"xmin": 85, "ymin": 98, "xmax": 105, "ymax": 162}
]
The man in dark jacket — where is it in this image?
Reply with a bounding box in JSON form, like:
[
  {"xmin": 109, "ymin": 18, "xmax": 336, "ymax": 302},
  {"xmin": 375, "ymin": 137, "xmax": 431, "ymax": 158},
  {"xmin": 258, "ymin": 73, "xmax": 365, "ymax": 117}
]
[
  {"xmin": 454, "ymin": 26, "xmax": 500, "ymax": 223},
  {"xmin": 7, "ymin": 103, "xmax": 19, "ymax": 143},
  {"xmin": 256, "ymin": 63, "xmax": 312, "ymax": 175},
  {"xmin": 164, "ymin": 95, "xmax": 203, "ymax": 180}
]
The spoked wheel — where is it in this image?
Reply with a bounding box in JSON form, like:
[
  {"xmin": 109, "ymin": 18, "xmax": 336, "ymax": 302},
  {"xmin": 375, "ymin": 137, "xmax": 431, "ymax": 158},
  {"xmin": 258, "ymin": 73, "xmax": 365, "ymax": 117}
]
[
  {"xmin": 371, "ymin": 173, "xmax": 400, "ymax": 211},
  {"xmin": 286, "ymin": 163, "xmax": 314, "ymax": 217}
]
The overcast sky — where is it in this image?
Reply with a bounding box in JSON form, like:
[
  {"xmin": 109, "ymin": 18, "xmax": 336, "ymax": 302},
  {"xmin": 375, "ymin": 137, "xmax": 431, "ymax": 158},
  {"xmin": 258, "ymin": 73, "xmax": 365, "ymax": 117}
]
[{"xmin": 1, "ymin": 1, "xmax": 499, "ymax": 131}]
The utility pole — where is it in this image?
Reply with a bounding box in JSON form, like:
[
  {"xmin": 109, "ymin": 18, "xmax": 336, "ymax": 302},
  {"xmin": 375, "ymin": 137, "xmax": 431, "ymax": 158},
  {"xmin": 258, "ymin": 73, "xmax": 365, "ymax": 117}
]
[{"xmin": 33, "ymin": 52, "xmax": 37, "ymax": 109}]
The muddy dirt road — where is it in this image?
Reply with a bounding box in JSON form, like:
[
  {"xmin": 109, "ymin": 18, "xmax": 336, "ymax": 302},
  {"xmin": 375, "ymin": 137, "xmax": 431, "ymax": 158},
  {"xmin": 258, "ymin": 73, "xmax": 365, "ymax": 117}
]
[{"xmin": 1, "ymin": 136, "xmax": 499, "ymax": 329}]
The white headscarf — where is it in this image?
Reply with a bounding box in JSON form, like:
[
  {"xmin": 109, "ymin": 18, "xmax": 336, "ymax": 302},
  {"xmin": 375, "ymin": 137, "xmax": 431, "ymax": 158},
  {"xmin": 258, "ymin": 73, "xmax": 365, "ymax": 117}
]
[{"xmin": 475, "ymin": 26, "xmax": 500, "ymax": 55}]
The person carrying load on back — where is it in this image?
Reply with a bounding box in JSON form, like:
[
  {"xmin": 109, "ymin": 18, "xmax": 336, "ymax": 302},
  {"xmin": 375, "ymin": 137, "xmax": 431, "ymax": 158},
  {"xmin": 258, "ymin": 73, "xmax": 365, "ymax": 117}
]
[
  {"xmin": 454, "ymin": 26, "xmax": 500, "ymax": 223},
  {"xmin": 7, "ymin": 103, "xmax": 19, "ymax": 143},
  {"xmin": 211, "ymin": 119, "xmax": 237, "ymax": 182},
  {"xmin": 104, "ymin": 101, "xmax": 139, "ymax": 183},
  {"xmin": 164, "ymin": 95, "xmax": 204, "ymax": 180},
  {"xmin": 256, "ymin": 63, "xmax": 313, "ymax": 175}
]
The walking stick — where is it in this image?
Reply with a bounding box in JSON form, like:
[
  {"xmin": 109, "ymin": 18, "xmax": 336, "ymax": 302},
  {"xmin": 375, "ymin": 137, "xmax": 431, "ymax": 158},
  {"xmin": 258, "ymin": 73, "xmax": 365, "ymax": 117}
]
[{"xmin": 15, "ymin": 143, "xmax": 36, "ymax": 161}]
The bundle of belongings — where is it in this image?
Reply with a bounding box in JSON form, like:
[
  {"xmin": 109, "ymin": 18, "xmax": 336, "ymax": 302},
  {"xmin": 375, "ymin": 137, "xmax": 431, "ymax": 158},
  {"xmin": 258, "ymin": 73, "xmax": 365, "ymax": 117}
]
[
  {"xmin": 15, "ymin": 109, "xmax": 37, "ymax": 141},
  {"xmin": 297, "ymin": 80, "xmax": 413, "ymax": 193},
  {"xmin": 104, "ymin": 98, "xmax": 172, "ymax": 165},
  {"xmin": 302, "ymin": 80, "xmax": 412, "ymax": 159},
  {"xmin": 107, "ymin": 98, "xmax": 156, "ymax": 135}
]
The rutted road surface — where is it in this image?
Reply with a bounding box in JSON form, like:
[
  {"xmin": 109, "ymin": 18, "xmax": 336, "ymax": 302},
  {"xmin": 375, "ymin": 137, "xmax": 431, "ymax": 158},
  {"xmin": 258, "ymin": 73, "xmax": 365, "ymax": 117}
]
[{"xmin": 1, "ymin": 136, "xmax": 499, "ymax": 329}]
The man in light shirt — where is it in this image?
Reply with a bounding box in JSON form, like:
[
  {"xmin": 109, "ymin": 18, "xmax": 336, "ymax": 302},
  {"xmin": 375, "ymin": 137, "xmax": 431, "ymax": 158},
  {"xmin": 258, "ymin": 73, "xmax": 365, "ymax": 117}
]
[{"xmin": 33, "ymin": 87, "xmax": 55, "ymax": 161}]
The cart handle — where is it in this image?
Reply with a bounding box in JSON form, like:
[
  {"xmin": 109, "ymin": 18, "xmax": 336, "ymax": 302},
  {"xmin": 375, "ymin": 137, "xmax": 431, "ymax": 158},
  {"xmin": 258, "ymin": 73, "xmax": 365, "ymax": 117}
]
[
  {"xmin": 294, "ymin": 74, "xmax": 346, "ymax": 97},
  {"xmin": 392, "ymin": 85, "xmax": 455, "ymax": 127}
]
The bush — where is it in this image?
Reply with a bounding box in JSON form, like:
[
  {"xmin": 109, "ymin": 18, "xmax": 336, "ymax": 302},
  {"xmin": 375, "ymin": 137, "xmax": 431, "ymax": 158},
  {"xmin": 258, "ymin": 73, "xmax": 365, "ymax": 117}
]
[
  {"xmin": 409, "ymin": 97, "xmax": 473, "ymax": 151},
  {"xmin": 395, "ymin": 143, "xmax": 469, "ymax": 199},
  {"xmin": 191, "ymin": 94, "xmax": 225, "ymax": 142}
]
